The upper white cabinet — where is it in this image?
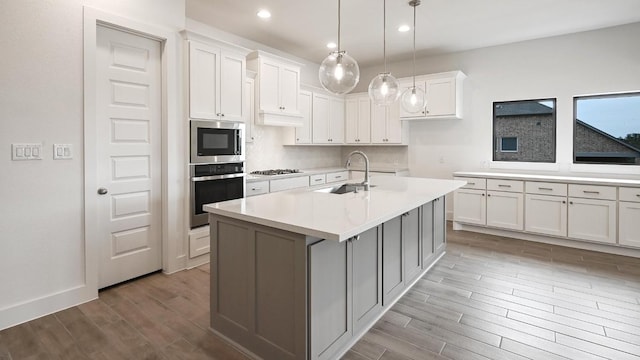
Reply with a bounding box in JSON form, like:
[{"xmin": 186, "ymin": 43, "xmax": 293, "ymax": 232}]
[
  {"xmin": 188, "ymin": 40, "xmax": 246, "ymax": 122},
  {"xmin": 244, "ymin": 72, "xmax": 256, "ymax": 142},
  {"xmin": 399, "ymin": 71, "xmax": 466, "ymax": 120},
  {"xmin": 371, "ymin": 101, "xmax": 405, "ymax": 144},
  {"xmin": 293, "ymin": 90, "xmax": 313, "ymax": 144},
  {"xmin": 247, "ymin": 50, "xmax": 303, "ymax": 126},
  {"xmin": 312, "ymin": 93, "xmax": 345, "ymax": 144},
  {"xmin": 345, "ymin": 94, "xmax": 371, "ymax": 144}
]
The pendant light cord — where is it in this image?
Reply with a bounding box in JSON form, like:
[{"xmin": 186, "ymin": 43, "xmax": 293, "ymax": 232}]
[
  {"xmin": 337, "ymin": 0, "xmax": 341, "ymax": 51},
  {"xmin": 412, "ymin": 2, "xmax": 416, "ymax": 88},
  {"xmin": 383, "ymin": 0, "xmax": 387, "ymax": 73}
]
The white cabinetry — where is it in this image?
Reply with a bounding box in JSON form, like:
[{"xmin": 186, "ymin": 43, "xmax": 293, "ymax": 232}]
[
  {"xmin": 371, "ymin": 101, "xmax": 405, "ymax": 144},
  {"xmin": 398, "ymin": 79, "xmax": 427, "ymax": 119},
  {"xmin": 486, "ymin": 179, "xmax": 524, "ymax": 231},
  {"xmin": 399, "ymin": 71, "xmax": 466, "ymax": 120},
  {"xmin": 525, "ymin": 182, "xmax": 568, "ymax": 237},
  {"xmin": 326, "ymin": 171, "xmax": 348, "ymax": 183},
  {"xmin": 312, "ymin": 93, "xmax": 345, "ymax": 144},
  {"xmin": 453, "ymin": 177, "xmax": 486, "ymax": 226},
  {"xmin": 293, "ymin": 90, "xmax": 313, "ymax": 144},
  {"xmin": 567, "ymin": 185, "xmax": 616, "ymax": 244},
  {"xmin": 270, "ymin": 176, "xmax": 310, "ymax": 192},
  {"xmin": 345, "ymin": 94, "xmax": 371, "ymax": 144},
  {"xmin": 619, "ymin": 187, "xmax": 640, "ymax": 248},
  {"xmin": 246, "ymin": 180, "xmax": 269, "ymax": 197},
  {"xmin": 188, "ymin": 40, "xmax": 246, "ymax": 122},
  {"xmin": 244, "ymin": 72, "xmax": 256, "ymax": 142},
  {"xmin": 247, "ymin": 50, "xmax": 302, "ymax": 126}
]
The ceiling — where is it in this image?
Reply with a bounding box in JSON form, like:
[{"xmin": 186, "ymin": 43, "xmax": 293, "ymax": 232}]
[{"xmin": 186, "ymin": 0, "xmax": 640, "ymax": 68}]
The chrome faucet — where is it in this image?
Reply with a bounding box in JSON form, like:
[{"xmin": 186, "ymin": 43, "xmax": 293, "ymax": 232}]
[{"xmin": 345, "ymin": 150, "xmax": 370, "ymax": 191}]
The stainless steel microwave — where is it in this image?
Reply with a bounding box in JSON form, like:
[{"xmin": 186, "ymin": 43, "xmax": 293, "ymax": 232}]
[{"xmin": 190, "ymin": 120, "xmax": 245, "ymax": 164}]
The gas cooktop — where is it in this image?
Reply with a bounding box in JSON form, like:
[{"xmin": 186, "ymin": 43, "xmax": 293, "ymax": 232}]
[{"xmin": 250, "ymin": 169, "xmax": 302, "ymax": 176}]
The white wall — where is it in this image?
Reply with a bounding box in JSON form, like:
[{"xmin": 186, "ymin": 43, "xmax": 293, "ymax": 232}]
[
  {"xmin": 0, "ymin": 0, "xmax": 185, "ymax": 330},
  {"xmin": 353, "ymin": 22, "xmax": 640, "ymax": 214}
]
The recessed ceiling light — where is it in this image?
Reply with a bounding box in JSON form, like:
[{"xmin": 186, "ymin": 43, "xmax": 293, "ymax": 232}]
[
  {"xmin": 326, "ymin": 42, "xmax": 337, "ymax": 49},
  {"xmin": 257, "ymin": 9, "xmax": 271, "ymax": 19},
  {"xmin": 398, "ymin": 25, "xmax": 410, "ymax": 32}
]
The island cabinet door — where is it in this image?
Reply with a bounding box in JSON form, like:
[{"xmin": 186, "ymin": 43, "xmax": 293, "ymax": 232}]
[
  {"xmin": 433, "ymin": 196, "xmax": 446, "ymax": 254},
  {"xmin": 421, "ymin": 201, "xmax": 435, "ymax": 268},
  {"xmin": 403, "ymin": 208, "xmax": 422, "ymax": 285},
  {"xmin": 309, "ymin": 239, "xmax": 352, "ymax": 360},
  {"xmin": 382, "ymin": 216, "xmax": 405, "ymax": 305},
  {"xmin": 352, "ymin": 226, "xmax": 383, "ymax": 334}
]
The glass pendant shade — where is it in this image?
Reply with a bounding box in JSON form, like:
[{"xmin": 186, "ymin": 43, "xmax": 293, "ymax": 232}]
[
  {"xmin": 368, "ymin": 72, "xmax": 400, "ymax": 106},
  {"xmin": 401, "ymin": 86, "xmax": 427, "ymax": 113},
  {"xmin": 319, "ymin": 51, "xmax": 360, "ymax": 95}
]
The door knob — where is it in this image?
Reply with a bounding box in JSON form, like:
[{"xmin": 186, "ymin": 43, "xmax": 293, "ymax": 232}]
[{"xmin": 97, "ymin": 187, "xmax": 108, "ymax": 195}]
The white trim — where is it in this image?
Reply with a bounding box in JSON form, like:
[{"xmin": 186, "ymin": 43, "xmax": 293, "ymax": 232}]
[{"xmin": 499, "ymin": 136, "xmax": 518, "ymax": 152}]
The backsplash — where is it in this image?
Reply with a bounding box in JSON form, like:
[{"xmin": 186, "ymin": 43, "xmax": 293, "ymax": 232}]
[
  {"xmin": 341, "ymin": 146, "xmax": 408, "ymax": 169},
  {"xmin": 245, "ymin": 125, "xmax": 342, "ymax": 171}
]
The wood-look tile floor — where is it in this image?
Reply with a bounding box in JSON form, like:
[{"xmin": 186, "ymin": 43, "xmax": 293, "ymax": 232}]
[{"xmin": 2, "ymin": 225, "xmax": 640, "ymax": 360}]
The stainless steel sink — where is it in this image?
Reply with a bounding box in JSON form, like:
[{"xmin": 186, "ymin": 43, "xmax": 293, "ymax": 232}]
[{"xmin": 314, "ymin": 184, "xmax": 375, "ymax": 194}]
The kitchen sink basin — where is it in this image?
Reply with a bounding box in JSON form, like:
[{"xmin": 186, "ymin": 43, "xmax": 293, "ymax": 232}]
[{"xmin": 314, "ymin": 184, "xmax": 375, "ymax": 194}]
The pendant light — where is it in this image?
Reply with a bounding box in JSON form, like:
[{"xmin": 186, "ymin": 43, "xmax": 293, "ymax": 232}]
[
  {"xmin": 401, "ymin": 0, "xmax": 427, "ymax": 113},
  {"xmin": 319, "ymin": 0, "xmax": 360, "ymax": 95},
  {"xmin": 368, "ymin": 0, "xmax": 400, "ymax": 106}
]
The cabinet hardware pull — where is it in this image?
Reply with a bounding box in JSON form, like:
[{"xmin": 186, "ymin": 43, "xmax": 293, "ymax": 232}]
[
  {"xmin": 335, "ymin": 176, "xmax": 342, "ymax": 179},
  {"xmin": 636, "ymin": 194, "xmax": 640, "ymax": 197},
  {"xmin": 498, "ymin": 184, "xmax": 512, "ymax": 188},
  {"xmin": 569, "ymin": 201, "xmax": 574, "ymax": 205},
  {"xmin": 562, "ymin": 200, "xmax": 566, "ymax": 204},
  {"xmin": 468, "ymin": 182, "xmax": 476, "ymax": 185},
  {"xmin": 583, "ymin": 190, "xmax": 600, "ymax": 194},
  {"xmin": 481, "ymin": 193, "xmax": 485, "ymax": 196},
  {"xmin": 487, "ymin": 194, "xmax": 491, "ymax": 197},
  {"xmin": 353, "ymin": 235, "xmax": 361, "ymax": 242},
  {"xmin": 539, "ymin": 187, "xmax": 553, "ymax": 191},
  {"xmin": 252, "ymin": 187, "xmax": 262, "ymax": 191},
  {"xmin": 314, "ymin": 179, "xmax": 322, "ymax": 182}
]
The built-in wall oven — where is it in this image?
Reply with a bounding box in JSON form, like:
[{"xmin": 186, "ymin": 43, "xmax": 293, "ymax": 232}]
[
  {"xmin": 190, "ymin": 162, "xmax": 245, "ymax": 229},
  {"xmin": 190, "ymin": 120, "xmax": 244, "ymax": 164}
]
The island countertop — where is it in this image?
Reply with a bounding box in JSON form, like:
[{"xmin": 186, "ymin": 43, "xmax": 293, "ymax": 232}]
[{"xmin": 204, "ymin": 176, "xmax": 465, "ymax": 241}]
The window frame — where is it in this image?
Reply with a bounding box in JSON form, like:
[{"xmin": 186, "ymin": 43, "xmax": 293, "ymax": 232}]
[
  {"xmin": 492, "ymin": 98, "xmax": 557, "ymax": 163},
  {"xmin": 573, "ymin": 91, "xmax": 640, "ymax": 166},
  {"xmin": 499, "ymin": 137, "xmax": 519, "ymax": 152}
]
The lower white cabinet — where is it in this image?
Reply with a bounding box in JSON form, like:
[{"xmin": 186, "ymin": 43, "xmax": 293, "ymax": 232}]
[
  {"xmin": 246, "ymin": 180, "xmax": 269, "ymax": 197},
  {"xmin": 568, "ymin": 197, "xmax": 617, "ymax": 244},
  {"xmin": 188, "ymin": 226, "xmax": 211, "ymax": 258},
  {"xmin": 326, "ymin": 171, "xmax": 349, "ymax": 183},
  {"xmin": 269, "ymin": 176, "xmax": 310, "ymax": 192},
  {"xmin": 453, "ymin": 188, "xmax": 486, "ymax": 225},
  {"xmin": 486, "ymin": 191, "xmax": 524, "ymax": 231},
  {"xmin": 619, "ymin": 201, "xmax": 640, "ymax": 248},
  {"xmin": 525, "ymin": 194, "xmax": 567, "ymax": 237}
]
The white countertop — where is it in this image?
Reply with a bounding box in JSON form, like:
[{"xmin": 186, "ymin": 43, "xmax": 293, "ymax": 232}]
[
  {"xmin": 205, "ymin": 176, "xmax": 465, "ymax": 241},
  {"xmin": 453, "ymin": 170, "xmax": 640, "ymax": 187}
]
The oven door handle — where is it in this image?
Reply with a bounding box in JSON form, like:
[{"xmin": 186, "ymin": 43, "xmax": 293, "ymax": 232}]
[{"xmin": 191, "ymin": 173, "xmax": 246, "ymax": 182}]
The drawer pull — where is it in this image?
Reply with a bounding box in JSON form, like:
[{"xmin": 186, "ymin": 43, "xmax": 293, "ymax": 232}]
[
  {"xmin": 538, "ymin": 187, "xmax": 553, "ymax": 191},
  {"xmin": 468, "ymin": 182, "xmax": 476, "ymax": 185},
  {"xmin": 252, "ymin": 187, "xmax": 262, "ymax": 191},
  {"xmin": 636, "ymin": 194, "xmax": 640, "ymax": 197},
  {"xmin": 498, "ymin": 184, "xmax": 512, "ymax": 188},
  {"xmin": 583, "ymin": 190, "xmax": 600, "ymax": 194},
  {"xmin": 562, "ymin": 200, "xmax": 566, "ymax": 204},
  {"xmin": 314, "ymin": 179, "xmax": 323, "ymax": 182},
  {"xmin": 335, "ymin": 175, "xmax": 342, "ymax": 179}
]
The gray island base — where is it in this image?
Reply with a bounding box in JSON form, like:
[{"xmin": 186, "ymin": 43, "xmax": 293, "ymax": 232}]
[{"xmin": 204, "ymin": 176, "xmax": 465, "ymax": 360}]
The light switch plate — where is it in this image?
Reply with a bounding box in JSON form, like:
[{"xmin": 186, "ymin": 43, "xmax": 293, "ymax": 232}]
[
  {"xmin": 12, "ymin": 143, "xmax": 43, "ymax": 160},
  {"xmin": 53, "ymin": 144, "xmax": 73, "ymax": 160}
]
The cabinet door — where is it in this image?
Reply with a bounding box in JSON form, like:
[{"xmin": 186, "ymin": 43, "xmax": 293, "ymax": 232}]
[
  {"xmin": 421, "ymin": 201, "xmax": 434, "ymax": 267},
  {"xmin": 345, "ymin": 98, "xmax": 359, "ymax": 144},
  {"xmin": 433, "ymin": 196, "xmax": 446, "ymax": 254},
  {"xmin": 312, "ymin": 93, "xmax": 331, "ymax": 144},
  {"xmin": 453, "ymin": 189, "xmax": 486, "ymax": 225},
  {"xmin": 329, "ymin": 97, "xmax": 345, "ymax": 144},
  {"xmin": 189, "ymin": 41, "xmax": 220, "ymax": 119},
  {"xmin": 486, "ymin": 191, "xmax": 524, "ymax": 231},
  {"xmin": 402, "ymin": 209, "xmax": 422, "ymax": 284},
  {"xmin": 280, "ymin": 64, "xmax": 300, "ymax": 115},
  {"xmin": 352, "ymin": 227, "xmax": 382, "ymax": 333},
  {"xmin": 296, "ymin": 91, "xmax": 312, "ymax": 144},
  {"xmin": 309, "ymin": 240, "xmax": 352, "ymax": 360},
  {"xmin": 259, "ymin": 59, "xmax": 281, "ymax": 112},
  {"xmin": 425, "ymin": 77, "xmax": 455, "ymax": 117},
  {"xmin": 619, "ymin": 201, "xmax": 640, "ymax": 248},
  {"xmin": 385, "ymin": 102, "xmax": 402, "ymax": 143},
  {"xmin": 370, "ymin": 104, "xmax": 386, "ymax": 144},
  {"xmin": 525, "ymin": 194, "xmax": 567, "ymax": 237},
  {"xmin": 382, "ymin": 216, "xmax": 404, "ymax": 305},
  {"xmin": 244, "ymin": 78, "xmax": 255, "ymax": 142},
  {"xmin": 357, "ymin": 96, "xmax": 371, "ymax": 143},
  {"xmin": 219, "ymin": 51, "xmax": 246, "ymax": 121},
  {"xmin": 568, "ymin": 198, "xmax": 616, "ymax": 244}
]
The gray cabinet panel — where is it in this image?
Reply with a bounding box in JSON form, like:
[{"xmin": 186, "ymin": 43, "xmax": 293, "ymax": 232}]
[
  {"xmin": 382, "ymin": 216, "xmax": 404, "ymax": 305},
  {"xmin": 434, "ymin": 196, "xmax": 446, "ymax": 254},
  {"xmin": 352, "ymin": 226, "xmax": 382, "ymax": 333},
  {"xmin": 403, "ymin": 209, "xmax": 422, "ymax": 284},
  {"xmin": 309, "ymin": 239, "xmax": 352, "ymax": 360},
  {"xmin": 421, "ymin": 202, "xmax": 435, "ymax": 268}
]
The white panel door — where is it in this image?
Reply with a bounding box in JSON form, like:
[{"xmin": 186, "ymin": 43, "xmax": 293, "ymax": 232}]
[
  {"xmin": 188, "ymin": 41, "xmax": 220, "ymax": 119},
  {"xmin": 345, "ymin": 98, "xmax": 359, "ymax": 144},
  {"xmin": 385, "ymin": 102, "xmax": 402, "ymax": 143},
  {"xmin": 96, "ymin": 26, "xmax": 162, "ymax": 288},
  {"xmin": 487, "ymin": 191, "xmax": 524, "ymax": 230},
  {"xmin": 219, "ymin": 51, "xmax": 245, "ymax": 121},
  {"xmin": 525, "ymin": 194, "xmax": 567, "ymax": 237},
  {"xmin": 259, "ymin": 59, "xmax": 280, "ymax": 112},
  {"xmin": 312, "ymin": 93, "xmax": 330, "ymax": 144},
  {"xmin": 296, "ymin": 90, "xmax": 312, "ymax": 144},
  {"xmin": 453, "ymin": 189, "xmax": 486, "ymax": 225},
  {"xmin": 425, "ymin": 77, "xmax": 455, "ymax": 117},
  {"xmin": 619, "ymin": 201, "xmax": 640, "ymax": 248},
  {"xmin": 329, "ymin": 97, "xmax": 345, "ymax": 144},
  {"xmin": 568, "ymin": 198, "xmax": 616, "ymax": 244},
  {"xmin": 370, "ymin": 105, "xmax": 386, "ymax": 144},
  {"xmin": 280, "ymin": 64, "xmax": 300, "ymax": 116}
]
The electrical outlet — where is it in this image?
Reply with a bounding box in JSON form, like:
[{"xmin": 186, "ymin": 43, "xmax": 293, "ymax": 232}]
[
  {"xmin": 53, "ymin": 144, "xmax": 73, "ymax": 160},
  {"xmin": 12, "ymin": 143, "xmax": 43, "ymax": 160}
]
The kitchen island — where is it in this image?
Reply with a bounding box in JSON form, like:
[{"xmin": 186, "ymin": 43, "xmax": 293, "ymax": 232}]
[{"xmin": 204, "ymin": 176, "xmax": 465, "ymax": 360}]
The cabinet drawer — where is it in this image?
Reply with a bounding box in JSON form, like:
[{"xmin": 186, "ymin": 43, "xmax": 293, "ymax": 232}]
[
  {"xmin": 619, "ymin": 187, "xmax": 640, "ymax": 202},
  {"xmin": 525, "ymin": 181, "xmax": 567, "ymax": 196},
  {"xmin": 326, "ymin": 171, "xmax": 348, "ymax": 183},
  {"xmin": 487, "ymin": 179, "xmax": 523, "ymax": 193},
  {"xmin": 568, "ymin": 184, "xmax": 616, "ymax": 200},
  {"xmin": 454, "ymin": 177, "xmax": 486, "ymax": 190},
  {"xmin": 270, "ymin": 176, "xmax": 310, "ymax": 192},
  {"xmin": 246, "ymin": 180, "xmax": 270, "ymax": 196},
  {"xmin": 309, "ymin": 174, "xmax": 326, "ymax": 186},
  {"xmin": 189, "ymin": 227, "xmax": 210, "ymax": 258}
]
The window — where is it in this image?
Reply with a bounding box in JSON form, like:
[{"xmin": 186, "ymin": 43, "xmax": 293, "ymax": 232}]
[
  {"xmin": 574, "ymin": 92, "xmax": 640, "ymax": 165},
  {"xmin": 493, "ymin": 99, "xmax": 556, "ymax": 162},
  {"xmin": 500, "ymin": 137, "xmax": 518, "ymax": 152}
]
